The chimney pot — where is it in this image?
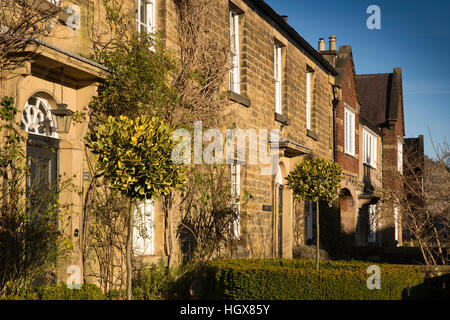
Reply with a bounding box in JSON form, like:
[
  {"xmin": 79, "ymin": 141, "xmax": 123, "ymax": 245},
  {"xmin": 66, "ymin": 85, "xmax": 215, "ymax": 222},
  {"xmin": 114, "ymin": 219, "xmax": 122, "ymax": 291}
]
[
  {"xmin": 318, "ymin": 38, "xmax": 325, "ymax": 52},
  {"xmin": 281, "ymin": 15, "xmax": 288, "ymax": 22},
  {"xmin": 329, "ymin": 35, "xmax": 336, "ymax": 51}
]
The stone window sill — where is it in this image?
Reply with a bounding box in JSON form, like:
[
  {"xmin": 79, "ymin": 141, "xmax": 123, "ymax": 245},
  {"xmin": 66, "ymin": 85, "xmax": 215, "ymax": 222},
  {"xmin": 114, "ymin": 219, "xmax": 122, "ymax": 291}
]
[
  {"xmin": 274, "ymin": 112, "xmax": 290, "ymax": 125},
  {"xmin": 228, "ymin": 90, "xmax": 251, "ymax": 108},
  {"xmin": 307, "ymin": 129, "xmax": 318, "ymax": 141}
]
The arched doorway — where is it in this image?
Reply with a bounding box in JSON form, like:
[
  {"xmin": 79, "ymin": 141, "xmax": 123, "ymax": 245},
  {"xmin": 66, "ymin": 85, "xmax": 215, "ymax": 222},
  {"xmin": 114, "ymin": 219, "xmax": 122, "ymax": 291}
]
[
  {"xmin": 339, "ymin": 188, "xmax": 356, "ymax": 246},
  {"xmin": 275, "ymin": 164, "xmax": 283, "ymax": 257},
  {"xmin": 21, "ymin": 95, "xmax": 59, "ymax": 210},
  {"xmin": 357, "ymin": 202, "xmax": 379, "ymax": 247},
  {"xmin": 273, "ymin": 162, "xmax": 293, "ymax": 259}
]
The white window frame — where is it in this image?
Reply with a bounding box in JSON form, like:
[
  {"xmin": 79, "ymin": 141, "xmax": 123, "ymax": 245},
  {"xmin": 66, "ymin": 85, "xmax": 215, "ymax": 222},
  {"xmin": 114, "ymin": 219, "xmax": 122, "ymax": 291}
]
[
  {"xmin": 230, "ymin": 163, "xmax": 241, "ymax": 238},
  {"xmin": 306, "ymin": 70, "xmax": 313, "ymax": 130},
  {"xmin": 344, "ymin": 105, "xmax": 356, "ymax": 156},
  {"xmin": 363, "ymin": 127, "xmax": 377, "ymax": 168},
  {"xmin": 397, "ymin": 137, "xmax": 403, "ymax": 174},
  {"xmin": 394, "ymin": 206, "xmax": 399, "ymax": 244},
  {"xmin": 274, "ymin": 44, "xmax": 282, "ymax": 114},
  {"xmin": 229, "ymin": 10, "xmax": 240, "ymax": 94},
  {"xmin": 133, "ymin": 199, "xmax": 155, "ymax": 256},
  {"xmin": 136, "ymin": 0, "xmax": 155, "ymax": 34}
]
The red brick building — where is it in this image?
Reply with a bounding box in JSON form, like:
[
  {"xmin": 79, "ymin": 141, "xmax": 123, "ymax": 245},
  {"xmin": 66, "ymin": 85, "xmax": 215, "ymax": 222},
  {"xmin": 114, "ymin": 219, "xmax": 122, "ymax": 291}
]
[
  {"xmin": 324, "ymin": 44, "xmax": 384, "ymax": 247},
  {"xmin": 356, "ymin": 68, "xmax": 406, "ymax": 246},
  {"xmin": 334, "ymin": 45, "xmax": 360, "ymax": 175},
  {"xmin": 329, "ymin": 45, "xmax": 361, "ymax": 244}
]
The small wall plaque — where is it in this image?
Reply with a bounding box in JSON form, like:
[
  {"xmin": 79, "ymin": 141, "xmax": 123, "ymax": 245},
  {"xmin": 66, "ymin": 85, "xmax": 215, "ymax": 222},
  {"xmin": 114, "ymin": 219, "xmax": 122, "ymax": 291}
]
[
  {"xmin": 83, "ymin": 172, "xmax": 90, "ymax": 181},
  {"xmin": 262, "ymin": 205, "xmax": 272, "ymax": 212}
]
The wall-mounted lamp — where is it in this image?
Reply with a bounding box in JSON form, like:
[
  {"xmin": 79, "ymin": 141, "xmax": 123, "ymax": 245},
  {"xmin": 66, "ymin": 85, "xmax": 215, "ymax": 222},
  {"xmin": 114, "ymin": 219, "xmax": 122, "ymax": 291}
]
[{"xmin": 51, "ymin": 103, "xmax": 74, "ymax": 134}]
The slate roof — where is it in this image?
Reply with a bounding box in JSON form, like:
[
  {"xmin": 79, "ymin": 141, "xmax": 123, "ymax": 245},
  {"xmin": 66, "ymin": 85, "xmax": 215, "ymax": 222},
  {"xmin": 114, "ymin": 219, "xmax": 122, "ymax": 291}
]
[
  {"xmin": 356, "ymin": 68, "xmax": 404, "ymax": 134},
  {"xmin": 355, "ymin": 73, "xmax": 392, "ymax": 126}
]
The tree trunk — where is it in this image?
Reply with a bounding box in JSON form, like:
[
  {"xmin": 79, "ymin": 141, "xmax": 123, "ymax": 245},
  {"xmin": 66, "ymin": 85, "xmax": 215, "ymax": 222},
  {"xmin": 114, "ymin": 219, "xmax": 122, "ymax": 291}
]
[
  {"xmin": 126, "ymin": 199, "xmax": 135, "ymax": 300},
  {"xmin": 316, "ymin": 200, "xmax": 320, "ymax": 271},
  {"xmin": 433, "ymin": 226, "xmax": 445, "ymax": 265},
  {"xmin": 163, "ymin": 193, "xmax": 175, "ymax": 269},
  {"xmin": 417, "ymin": 237, "xmax": 430, "ymax": 265}
]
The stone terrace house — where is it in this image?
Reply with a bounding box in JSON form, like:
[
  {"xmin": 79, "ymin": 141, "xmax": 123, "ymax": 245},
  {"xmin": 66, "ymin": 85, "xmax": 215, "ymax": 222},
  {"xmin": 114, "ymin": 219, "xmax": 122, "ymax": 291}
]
[
  {"xmin": 221, "ymin": 0, "xmax": 338, "ymax": 259},
  {"xmin": 1, "ymin": 0, "xmax": 338, "ymax": 285},
  {"xmin": 322, "ymin": 44, "xmax": 384, "ymax": 248},
  {"xmin": 0, "ymin": 0, "xmax": 112, "ymax": 283},
  {"xmin": 356, "ymin": 68, "xmax": 406, "ymax": 247},
  {"xmin": 2, "ymin": 0, "xmax": 419, "ymax": 288},
  {"xmin": 154, "ymin": 0, "xmax": 338, "ymax": 260}
]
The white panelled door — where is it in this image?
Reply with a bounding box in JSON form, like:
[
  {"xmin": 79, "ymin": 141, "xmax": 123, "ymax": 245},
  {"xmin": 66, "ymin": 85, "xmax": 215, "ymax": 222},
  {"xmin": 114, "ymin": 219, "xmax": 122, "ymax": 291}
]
[{"xmin": 133, "ymin": 199, "xmax": 155, "ymax": 256}]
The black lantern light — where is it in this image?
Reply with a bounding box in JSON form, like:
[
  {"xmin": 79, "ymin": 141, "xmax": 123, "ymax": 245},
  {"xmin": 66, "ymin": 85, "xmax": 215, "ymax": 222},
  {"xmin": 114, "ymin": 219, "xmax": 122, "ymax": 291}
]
[
  {"xmin": 51, "ymin": 103, "xmax": 74, "ymax": 134},
  {"xmin": 51, "ymin": 68, "xmax": 74, "ymax": 134}
]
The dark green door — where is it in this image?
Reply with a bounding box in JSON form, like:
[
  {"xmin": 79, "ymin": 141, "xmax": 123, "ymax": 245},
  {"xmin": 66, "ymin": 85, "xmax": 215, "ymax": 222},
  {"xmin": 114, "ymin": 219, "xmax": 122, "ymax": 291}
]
[{"xmin": 26, "ymin": 134, "xmax": 58, "ymax": 215}]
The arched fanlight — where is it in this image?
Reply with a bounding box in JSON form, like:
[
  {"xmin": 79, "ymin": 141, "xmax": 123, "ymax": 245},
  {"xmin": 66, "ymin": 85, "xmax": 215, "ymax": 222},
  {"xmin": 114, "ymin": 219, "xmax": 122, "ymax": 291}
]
[{"xmin": 21, "ymin": 96, "xmax": 58, "ymax": 138}]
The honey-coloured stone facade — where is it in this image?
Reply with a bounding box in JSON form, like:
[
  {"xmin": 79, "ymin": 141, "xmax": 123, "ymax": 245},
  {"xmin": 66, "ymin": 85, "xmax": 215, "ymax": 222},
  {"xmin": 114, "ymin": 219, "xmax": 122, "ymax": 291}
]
[
  {"xmin": 1, "ymin": 0, "xmax": 414, "ymax": 289},
  {"xmin": 155, "ymin": 0, "xmax": 337, "ymax": 259}
]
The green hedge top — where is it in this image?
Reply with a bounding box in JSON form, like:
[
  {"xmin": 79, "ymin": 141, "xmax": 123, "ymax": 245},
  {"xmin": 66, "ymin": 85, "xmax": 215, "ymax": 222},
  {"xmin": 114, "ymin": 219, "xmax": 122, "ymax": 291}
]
[
  {"xmin": 197, "ymin": 259, "xmax": 424, "ymax": 300},
  {"xmin": 2, "ymin": 283, "xmax": 105, "ymax": 300}
]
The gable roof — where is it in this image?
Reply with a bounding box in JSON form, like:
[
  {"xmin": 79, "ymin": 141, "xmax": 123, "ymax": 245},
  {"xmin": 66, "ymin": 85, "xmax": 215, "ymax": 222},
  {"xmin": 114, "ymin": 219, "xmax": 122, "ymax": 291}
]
[
  {"xmin": 335, "ymin": 45, "xmax": 362, "ymax": 105},
  {"xmin": 356, "ymin": 68, "xmax": 405, "ymax": 135},
  {"xmin": 355, "ymin": 73, "xmax": 392, "ymax": 126}
]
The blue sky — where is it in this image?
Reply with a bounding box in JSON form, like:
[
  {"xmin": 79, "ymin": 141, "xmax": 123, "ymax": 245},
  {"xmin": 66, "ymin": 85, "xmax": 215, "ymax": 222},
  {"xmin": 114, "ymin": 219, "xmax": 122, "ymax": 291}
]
[{"xmin": 265, "ymin": 0, "xmax": 450, "ymax": 158}]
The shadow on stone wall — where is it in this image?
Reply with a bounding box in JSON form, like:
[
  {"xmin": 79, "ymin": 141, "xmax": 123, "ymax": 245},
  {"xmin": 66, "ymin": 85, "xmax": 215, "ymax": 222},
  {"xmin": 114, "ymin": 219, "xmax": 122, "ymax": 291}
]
[{"xmin": 315, "ymin": 201, "xmax": 435, "ymax": 265}]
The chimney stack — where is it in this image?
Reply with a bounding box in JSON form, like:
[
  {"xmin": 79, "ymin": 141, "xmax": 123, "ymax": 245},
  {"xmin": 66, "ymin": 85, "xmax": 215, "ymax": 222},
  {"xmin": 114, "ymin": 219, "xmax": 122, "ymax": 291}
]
[
  {"xmin": 329, "ymin": 35, "xmax": 336, "ymax": 51},
  {"xmin": 318, "ymin": 36, "xmax": 337, "ymax": 67},
  {"xmin": 280, "ymin": 15, "xmax": 288, "ymax": 22},
  {"xmin": 318, "ymin": 38, "xmax": 325, "ymax": 52}
]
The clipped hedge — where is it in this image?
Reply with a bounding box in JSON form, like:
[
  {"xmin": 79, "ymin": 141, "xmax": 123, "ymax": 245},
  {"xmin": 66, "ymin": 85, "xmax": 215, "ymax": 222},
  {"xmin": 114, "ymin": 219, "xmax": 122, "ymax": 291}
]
[
  {"xmin": 2, "ymin": 283, "xmax": 105, "ymax": 300},
  {"xmin": 196, "ymin": 259, "xmax": 424, "ymax": 300}
]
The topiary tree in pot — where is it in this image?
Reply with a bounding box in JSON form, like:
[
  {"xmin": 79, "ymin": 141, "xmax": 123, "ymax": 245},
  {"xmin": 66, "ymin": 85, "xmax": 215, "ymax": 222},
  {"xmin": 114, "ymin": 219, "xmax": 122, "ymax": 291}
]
[
  {"xmin": 85, "ymin": 115, "xmax": 186, "ymax": 299},
  {"xmin": 286, "ymin": 157, "xmax": 342, "ymax": 270}
]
